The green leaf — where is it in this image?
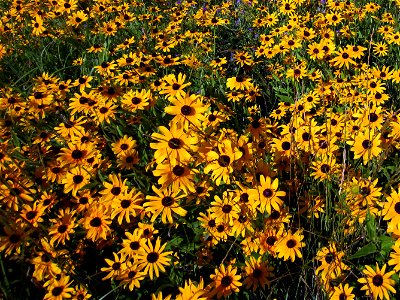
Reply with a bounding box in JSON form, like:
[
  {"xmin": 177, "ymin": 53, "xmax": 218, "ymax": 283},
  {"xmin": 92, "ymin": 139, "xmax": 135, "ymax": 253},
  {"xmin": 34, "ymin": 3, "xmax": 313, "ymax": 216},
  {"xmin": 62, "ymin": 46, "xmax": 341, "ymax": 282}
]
[
  {"xmin": 379, "ymin": 235, "xmax": 395, "ymax": 254},
  {"xmin": 350, "ymin": 243, "xmax": 377, "ymax": 259},
  {"xmin": 97, "ymin": 170, "xmax": 106, "ymax": 183},
  {"xmin": 11, "ymin": 131, "xmax": 21, "ymax": 148},
  {"xmin": 168, "ymin": 236, "xmax": 184, "ymax": 248},
  {"xmin": 366, "ymin": 210, "xmax": 377, "ymax": 242},
  {"xmin": 116, "ymin": 125, "xmax": 123, "ymax": 137}
]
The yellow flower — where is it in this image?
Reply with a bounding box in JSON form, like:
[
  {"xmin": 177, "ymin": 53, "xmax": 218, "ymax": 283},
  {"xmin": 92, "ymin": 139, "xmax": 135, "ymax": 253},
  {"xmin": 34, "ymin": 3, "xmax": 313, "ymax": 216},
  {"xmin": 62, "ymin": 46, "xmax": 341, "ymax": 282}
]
[
  {"xmin": 135, "ymin": 237, "xmax": 173, "ymax": 280},
  {"xmin": 164, "ymin": 92, "xmax": 207, "ymax": 130},
  {"xmin": 209, "ymin": 264, "xmax": 242, "ymax": 299},
  {"xmin": 204, "ymin": 139, "xmax": 242, "ymax": 186},
  {"xmin": 275, "ymin": 230, "xmax": 305, "ymax": 262},
  {"xmin": 347, "ymin": 129, "xmax": 382, "ymax": 165},
  {"xmin": 358, "ymin": 264, "xmax": 396, "ymax": 300},
  {"xmin": 144, "ymin": 185, "xmax": 187, "ymax": 224},
  {"xmin": 226, "ymin": 76, "xmax": 253, "ymax": 90},
  {"xmin": 248, "ymin": 175, "xmax": 286, "ymax": 214}
]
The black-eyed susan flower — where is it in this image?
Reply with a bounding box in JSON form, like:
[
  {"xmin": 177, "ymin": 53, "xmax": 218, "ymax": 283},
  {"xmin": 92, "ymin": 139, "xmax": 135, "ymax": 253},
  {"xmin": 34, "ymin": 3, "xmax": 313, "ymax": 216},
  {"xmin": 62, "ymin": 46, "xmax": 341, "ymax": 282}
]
[
  {"xmin": 329, "ymin": 283, "xmax": 355, "ymax": 300},
  {"xmin": 357, "ymin": 263, "xmax": 396, "ymax": 300},
  {"xmin": 119, "ymin": 229, "xmax": 145, "ymax": 258},
  {"xmin": 49, "ymin": 208, "xmax": 76, "ymax": 246},
  {"xmin": 249, "ymin": 175, "xmax": 285, "ymax": 214},
  {"xmin": 111, "ymin": 135, "xmax": 137, "ymax": 156},
  {"xmin": 0, "ymin": 225, "xmax": 25, "ymax": 256},
  {"xmin": 117, "ymin": 260, "xmax": 146, "ymax": 291},
  {"xmin": 111, "ymin": 189, "xmax": 143, "ymax": 225},
  {"xmin": 100, "ymin": 173, "xmax": 128, "ymax": 203},
  {"xmin": 275, "ymin": 230, "xmax": 305, "ymax": 262},
  {"xmin": 226, "ymin": 75, "xmax": 253, "ymax": 90},
  {"xmin": 164, "ymin": 92, "xmax": 207, "ymax": 130},
  {"xmin": 330, "ymin": 47, "xmax": 356, "ymax": 69},
  {"xmin": 347, "ymin": 129, "xmax": 382, "ymax": 165},
  {"xmin": 209, "ymin": 264, "xmax": 242, "ymax": 299},
  {"xmin": 58, "ymin": 142, "xmax": 95, "ymax": 167},
  {"xmin": 382, "ymin": 188, "xmax": 400, "ymax": 226},
  {"xmin": 150, "ymin": 123, "xmax": 197, "ymax": 164},
  {"xmin": 101, "ymin": 252, "xmax": 126, "ymax": 281},
  {"xmin": 388, "ymin": 240, "xmax": 400, "ymax": 272},
  {"xmin": 204, "ymin": 139, "xmax": 242, "ymax": 186},
  {"xmin": 160, "ymin": 73, "xmax": 191, "ymax": 99},
  {"xmin": 144, "ymin": 185, "xmax": 187, "ymax": 224},
  {"xmin": 210, "ymin": 191, "xmax": 240, "ymax": 225},
  {"xmin": 83, "ymin": 205, "xmax": 112, "ymax": 242},
  {"xmin": 315, "ymin": 242, "xmax": 349, "ymax": 280},
  {"xmin": 135, "ymin": 237, "xmax": 172, "ymax": 280},
  {"xmin": 43, "ymin": 274, "xmax": 74, "ymax": 300},
  {"xmin": 176, "ymin": 278, "xmax": 206, "ymax": 300},
  {"xmin": 243, "ymin": 257, "xmax": 273, "ymax": 291},
  {"xmin": 61, "ymin": 167, "xmax": 90, "ymax": 196},
  {"xmin": 153, "ymin": 161, "xmax": 196, "ymax": 193}
]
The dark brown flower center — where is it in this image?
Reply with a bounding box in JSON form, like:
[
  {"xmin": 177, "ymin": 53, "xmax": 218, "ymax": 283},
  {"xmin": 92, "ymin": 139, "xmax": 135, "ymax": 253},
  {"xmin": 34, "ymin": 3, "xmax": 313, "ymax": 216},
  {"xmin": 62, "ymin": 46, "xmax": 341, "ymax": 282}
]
[
  {"xmin": 52, "ymin": 287, "xmax": 64, "ymax": 296},
  {"xmin": 266, "ymin": 236, "xmax": 277, "ymax": 246},
  {"xmin": 130, "ymin": 241, "xmax": 140, "ymax": 250},
  {"xmin": 208, "ymin": 219, "xmax": 216, "ymax": 227},
  {"xmin": 26, "ymin": 211, "xmax": 37, "ymax": 220},
  {"xmin": 180, "ymin": 105, "xmax": 192, "ymax": 116},
  {"xmin": 147, "ymin": 252, "xmax": 159, "ymax": 263},
  {"xmin": 172, "ymin": 165, "xmax": 185, "ymax": 176},
  {"xmin": 319, "ymin": 140, "xmax": 328, "ymax": 149},
  {"xmin": 112, "ymin": 262, "xmax": 121, "ymax": 270},
  {"xmin": 131, "ymin": 97, "xmax": 141, "ymax": 105},
  {"xmin": 72, "ymin": 149, "xmax": 83, "ymax": 159},
  {"xmin": 263, "ymin": 189, "xmax": 273, "ymax": 198},
  {"xmin": 99, "ymin": 107, "xmax": 108, "ymax": 114},
  {"xmin": 120, "ymin": 199, "xmax": 131, "ymax": 208},
  {"xmin": 73, "ymin": 175, "xmax": 84, "ymax": 184},
  {"xmin": 216, "ymin": 224, "xmax": 225, "ymax": 232},
  {"xmin": 362, "ymin": 140, "xmax": 372, "ymax": 149},
  {"xmin": 222, "ymin": 204, "xmax": 232, "ymax": 213},
  {"xmin": 339, "ymin": 293, "xmax": 347, "ymax": 300},
  {"xmin": 368, "ymin": 113, "xmax": 378, "ymax": 122},
  {"xmin": 128, "ymin": 270, "xmax": 137, "ymax": 278},
  {"xmin": 282, "ymin": 141, "xmax": 291, "ymax": 151},
  {"xmin": 372, "ymin": 274, "xmax": 383, "ymax": 286},
  {"xmin": 253, "ymin": 268, "xmax": 262, "ymax": 278},
  {"xmin": 236, "ymin": 76, "xmax": 244, "ymax": 83},
  {"xmin": 325, "ymin": 253, "xmax": 334, "ymax": 264},
  {"xmin": 168, "ymin": 138, "xmax": 181, "ymax": 149},
  {"xmin": 162, "ymin": 196, "xmax": 174, "ymax": 207},
  {"xmin": 360, "ymin": 186, "xmax": 370, "ymax": 196},
  {"xmin": 111, "ymin": 187, "xmax": 121, "ymax": 195},
  {"xmin": 218, "ymin": 155, "xmax": 231, "ymax": 167},
  {"xmin": 58, "ymin": 225, "xmax": 68, "ymax": 233},
  {"xmin": 221, "ymin": 275, "xmax": 233, "ymax": 287},
  {"xmin": 90, "ymin": 217, "xmax": 102, "ymax": 227},
  {"xmin": 321, "ymin": 164, "xmax": 330, "ymax": 173},
  {"xmin": 270, "ymin": 210, "xmax": 280, "ymax": 219},
  {"xmin": 286, "ymin": 239, "xmax": 297, "ymax": 248},
  {"xmin": 79, "ymin": 197, "xmax": 88, "ymax": 204},
  {"xmin": 394, "ymin": 202, "xmax": 400, "ymax": 214},
  {"xmin": 302, "ymin": 132, "xmax": 311, "ymax": 141}
]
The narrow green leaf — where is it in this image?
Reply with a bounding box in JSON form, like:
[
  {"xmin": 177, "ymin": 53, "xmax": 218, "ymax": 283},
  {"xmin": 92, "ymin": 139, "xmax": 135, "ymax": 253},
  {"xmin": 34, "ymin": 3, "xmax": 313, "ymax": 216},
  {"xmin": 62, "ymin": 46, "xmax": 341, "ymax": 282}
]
[
  {"xmin": 350, "ymin": 243, "xmax": 377, "ymax": 259},
  {"xmin": 366, "ymin": 210, "xmax": 377, "ymax": 242},
  {"xmin": 11, "ymin": 131, "xmax": 21, "ymax": 148}
]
